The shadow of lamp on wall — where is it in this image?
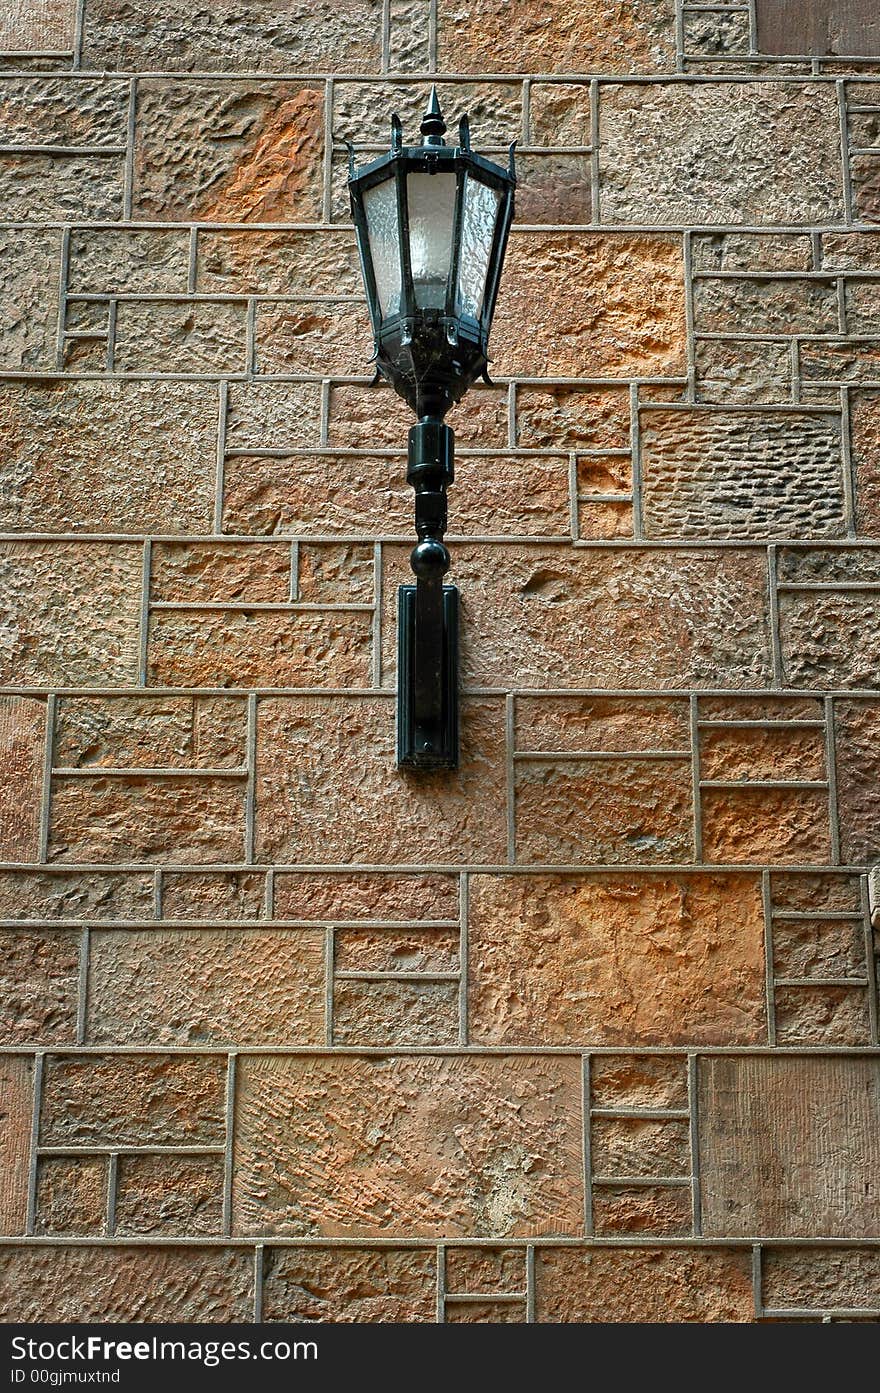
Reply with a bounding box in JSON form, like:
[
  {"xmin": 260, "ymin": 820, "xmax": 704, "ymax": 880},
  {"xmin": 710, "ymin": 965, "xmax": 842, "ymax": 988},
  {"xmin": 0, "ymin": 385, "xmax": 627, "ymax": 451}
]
[{"xmin": 347, "ymin": 87, "xmax": 516, "ymax": 770}]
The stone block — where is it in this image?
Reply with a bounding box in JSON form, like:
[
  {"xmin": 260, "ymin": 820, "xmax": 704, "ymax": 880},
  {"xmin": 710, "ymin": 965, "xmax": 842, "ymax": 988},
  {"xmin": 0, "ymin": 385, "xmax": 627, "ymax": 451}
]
[
  {"xmin": 0, "ymin": 870, "xmax": 154, "ymax": 921},
  {"xmin": 0, "ymin": 1055, "xmax": 33, "ymax": 1235},
  {"xmin": 40, "ymin": 1053, "xmax": 227, "ymax": 1148},
  {"xmin": 699, "ymin": 725, "xmax": 826, "ymax": 781},
  {"xmin": 83, "ymin": 0, "xmax": 383, "ymax": 72},
  {"xmin": 774, "ymin": 985, "xmax": 871, "ymax": 1045},
  {"xmin": 533, "ymin": 1247, "xmax": 754, "ymax": 1322},
  {"xmin": 851, "ymin": 153, "xmax": 880, "ymax": 223},
  {"xmin": 388, "ymin": 0, "xmax": 430, "ymax": 72},
  {"xmin": 762, "ymin": 1247, "xmax": 880, "ymax": 1313},
  {"xmin": 694, "ymin": 339, "xmax": 792, "ymax": 404},
  {"xmin": 273, "ymin": 871, "xmax": 460, "ymax": 921},
  {"xmin": 444, "ymin": 1246, "xmax": 524, "ymax": 1294},
  {"xmin": 799, "ymin": 339, "xmax": 880, "ymax": 382},
  {"xmin": 196, "ymin": 229, "xmax": 360, "ymax": 296},
  {"xmin": 592, "ymin": 1185, "xmax": 693, "ymax": 1237},
  {"xmin": 255, "ymin": 696, "xmax": 507, "ymax": 865},
  {"xmin": 515, "ymin": 153, "xmax": 592, "ymax": 224},
  {"xmin": 0, "ymin": 227, "xmax": 62, "ymax": 371},
  {"xmin": 68, "ymin": 228, "xmax": 190, "ymax": 295},
  {"xmin": 591, "ymin": 1115, "xmax": 691, "ymax": 1178},
  {"xmin": 233, "ymin": 1053, "xmax": 584, "ymax": 1237},
  {"xmin": 0, "ymin": 380, "xmax": 218, "ymax": 534},
  {"xmin": 780, "ymin": 591, "xmax": 880, "ymax": 688},
  {"xmin": 133, "ymin": 80, "xmax": 324, "ymax": 222},
  {"xmin": 0, "ymin": 696, "xmax": 45, "ymax": 862},
  {"xmin": 641, "ymin": 409, "xmax": 845, "ymax": 540},
  {"xmin": 262, "ymin": 1246, "xmax": 436, "ymax": 1322},
  {"xmin": 850, "ymin": 391, "xmax": 880, "ymax": 535},
  {"xmin": 693, "ymin": 276, "xmax": 839, "ymax": 334},
  {"xmin": 113, "ymin": 300, "xmax": 249, "ymax": 374},
  {"xmin": 297, "ymin": 544, "xmax": 374, "ymax": 603},
  {"xmin": 87, "ymin": 928, "xmax": 325, "ymax": 1044},
  {"xmin": 48, "ymin": 776, "xmax": 246, "ymax": 863},
  {"xmin": 0, "ymin": 1246, "xmax": 254, "ymax": 1321},
  {"xmin": 54, "ymin": 695, "xmax": 247, "ymax": 770},
  {"xmin": 700, "ymin": 787, "xmax": 831, "ymax": 863},
  {"xmin": 600, "ymin": 82, "xmax": 844, "ymax": 224},
  {"xmin": 445, "ymin": 1298, "xmax": 525, "ymax": 1321},
  {"xmin": 161, "ymin": 871, "xmax": 266, "ymax": 919},
  {"xmin": 683, "ymin": 9, "xmax": 750, "ymax": 56},
  {"xmin": 833, "ymin": 700, "xmax": 880, "ymax": 863},
  {"xmin": 35, "ymin": 1157, "xmax": 107, "ymax": 1236},
  {"xmin": 150, "ymin": 542, "xmax": 292, "ymax": 604},
  {"xmin": 528, "ymin": 83, "xmax": 592, "ymax": 146},
  {"xmin": 822, "ymin": 232, "xmax": 880, "ymax": 269},
  {"xmin": 0, "ymin": 929, "xmax": 79, "ymax": 1044},
  {"xmin": 435, "ymin": 0, "xmax": 676, "ymax": 74},
  {"xmin": 333, "ymin": 80, "xmax": 522, "ymax": 147},
  {"xmin": 770, "ymin": 869, "xmax": 862, "ymax": 913},
  {"xmin": 590, "ymin": 1054, "xmax": 689, "ymax": 1110},
  {"xmin": 468, "ymin": 873, "xmax": 766, "ymax": 1046},
  {"xmin": 255, "ymin": 301, "xmax": 370, "ymax": 377},
  {"xmin": 516, "ymin": 384, "xmax": 631, "ymax": 450},
  {"xmin": 0, "ymin": 76, "xmax": 127, "ymax": 144},
  {"xmin": 492, "ymin": 233, "xmax": 686, "ymax": 377},
  {"xmin": 0, "ymin": 0, "xmax": 74, "ymax": 50},
  {"xmin": 692, "ymin": 232, "xmax": 814, "ymax": 271},
  {"xmin": 382, "ymin": 544, "xmax": 770, "ymax": 689},
  {"xmin": 226, "ymin": 382, "xmax": 322, "ymax": 449},
  {"xmin": 332, "ymin": 979, "xmax": 459, "ymax": 1046},
  {"xmin": 773, "ymin": 915, "xmax": 866, "ymax": 978},
  {"xmin": 115, "ymin": 1154, "xmax": 224, "ymax": 1236},
  {"xmin": 515, "ymin": 696, "xmax": 690, "ymax": 754},
  {"xmin": 0, "ymin": 153, "xmax": 124, "ymax": 220},
  {"xmin": 0, "ymin": 542, "xmax": 141, "ymax": 686},
  {"xmin": 335, "ymin": 927, "xmax": 459, "ymax": 974},
  {"xmin": 699, "ymin": 1055, "xmax": 880, "ymax": 1237}
]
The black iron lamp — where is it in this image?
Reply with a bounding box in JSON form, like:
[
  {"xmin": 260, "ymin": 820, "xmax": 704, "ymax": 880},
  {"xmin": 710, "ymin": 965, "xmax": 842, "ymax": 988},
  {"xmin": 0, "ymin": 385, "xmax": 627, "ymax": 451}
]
[{"xmin": 348, "ymin": 87, "xmax": 516, "ymax": 770}]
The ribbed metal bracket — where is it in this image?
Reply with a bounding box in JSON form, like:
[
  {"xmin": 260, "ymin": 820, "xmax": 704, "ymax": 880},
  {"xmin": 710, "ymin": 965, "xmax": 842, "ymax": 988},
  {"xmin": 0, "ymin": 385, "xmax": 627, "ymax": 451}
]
[{"xmin": 397, "ymin": 584, "xmax": 459, "ymax": 770}]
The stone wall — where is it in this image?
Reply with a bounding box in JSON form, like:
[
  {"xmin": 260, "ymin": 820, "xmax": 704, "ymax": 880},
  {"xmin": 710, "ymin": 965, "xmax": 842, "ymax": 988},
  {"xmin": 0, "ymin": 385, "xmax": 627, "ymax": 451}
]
[{"xmin": 0, "ymin": 0, "xmax": 879, "ymax": 1324}]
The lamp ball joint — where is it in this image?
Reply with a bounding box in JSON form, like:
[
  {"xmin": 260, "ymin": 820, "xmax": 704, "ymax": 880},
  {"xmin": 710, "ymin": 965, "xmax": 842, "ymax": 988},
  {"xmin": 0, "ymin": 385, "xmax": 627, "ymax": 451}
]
[{"xmin": 410, "ymin": 538, "xmax": 450, "ymax": 578}]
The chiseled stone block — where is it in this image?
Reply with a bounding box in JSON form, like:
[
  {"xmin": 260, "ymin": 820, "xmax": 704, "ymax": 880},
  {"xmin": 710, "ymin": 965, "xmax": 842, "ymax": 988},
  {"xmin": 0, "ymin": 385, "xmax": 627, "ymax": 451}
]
[
  {"xmin": 48, "ymin": 776, "xmax": 247, "ymax": 863},
  {"xmin": 114, "ymin": 1154, "xmax": 224, "ymax": 1236},
  {"xmin": 761, "ymin": 1247, "xmax": 880, "ymax": 1314},
  {"xmin": 0, "ymin": 929, "xmax": 79, "ymax": 1044},
  {"xmin": 0, "ymin": 228, "xmax": 62, "ymax": 372},
  {"xmin": 534, "ymin": 1247, "xmax": 754, "ymax": 1322},
  {"xmin": 262, "ymin": 1246, "xmax": 437, "ymax": 1322},
  {"xmin": 833, "ymin": 699, "xmax": 880, "ymax": 864},
  {"xmin": 0, "ymin": 696, "xmax": 45, "ymax": 862},
  {"xmin": 68, "ymin": 228, "xmax": 190, "ymax": 295},
  {"xmin": 0, "ymin": 1055, "xmax": 33, "ymax": 1236},
  {"xmin": 435, "ymin": 0, "xmax": 676, "ymax": 74},
  {"xmin": 35, "ymin": 1156, "xmax": 107, "ymax": 1236},
  {"xmin": 147, "ymin": 609, "xmax": 373, "ymax": 688},
  {"xmin": 54, "ymin": 695, "xmax": 247, "ymax": 770}
]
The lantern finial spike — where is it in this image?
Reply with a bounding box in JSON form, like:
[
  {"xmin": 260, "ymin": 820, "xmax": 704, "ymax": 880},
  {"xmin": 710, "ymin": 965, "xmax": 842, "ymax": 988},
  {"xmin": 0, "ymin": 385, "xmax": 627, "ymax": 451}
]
[{"xmin": 420, "ymin": 85, "xmax": 447, "ymax": 146}]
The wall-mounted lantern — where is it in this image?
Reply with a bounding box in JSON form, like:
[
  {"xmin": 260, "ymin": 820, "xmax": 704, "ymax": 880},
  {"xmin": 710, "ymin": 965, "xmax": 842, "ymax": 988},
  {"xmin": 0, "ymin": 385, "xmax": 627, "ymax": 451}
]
[{"xmin": 348, "ymin": 88, "xmax": 516, "ymax": 770}]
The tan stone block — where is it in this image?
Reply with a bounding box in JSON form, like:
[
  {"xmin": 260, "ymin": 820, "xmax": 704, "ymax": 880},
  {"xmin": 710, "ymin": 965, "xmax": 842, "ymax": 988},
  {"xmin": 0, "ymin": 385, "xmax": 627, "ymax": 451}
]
[
  {"xmin": 529, "ymin": 83, "xmax": 591, "ymax": 146},
  {"xmin": 115, "ymin": 1154, "xmax": 224, "ymax": 1236},
  {"xmin": 333, "ymin": 978, "xmax": 458, "ymax": 1046},
  {"xmin": 515, "ymin": 696, "xmax": 690, "ymax": 753},
  {"xmin": 851, "ymin": 153, "xmax": 880, "ymax": 224},
  {"xmin": 255, "ymin": 301, "xmax": 371, "ymax": 377},
  {"xmin": 335, "ymin": 927, "xmax": 459, "ymax": 974},
  {"xmin": 774, "ymin": 986, "xmax": 872, "ymax": 1046},
  {"xmin": 133, "ymin": 80, "xmax": 324, "ymax": 222},
  {"xmin": 84, "ymin": 0, "xmax": 381, "ymax": 71},
  {"xmin": 514, "ymin": 756, "xmax": 693, "ymax": 864},
  {"xmin": 35, "ymin": 1157, "xmax": 106, "ymax": 1236},
  {"xmin": 516, "ymin": 153, "xmax": 591, "ymax": 225},
  {"xmin": 0, "ymin": 380, "xmax": 218, "ymax": 533},
  {"xmin": 255, "ymin": 696, "xmax": 507, "ymax": 865},
  {"xmin": 0, "ymin": 1245, "xmax": 254, "ymax": 1321},
  {"xmin": 147, "ymin": 609, "xmax": 372, "ymax": 688},
  {"xmin": 0, "ymin": 0, "xmax": 74, "ymax": 49},
  {"xmin": 389, "ymin": 0, "xmax": 429, "ymax": 72},
  {"xmin": 516, "ymin": 384, "xmax": 631, "ymax": 451},
  {"xmin": 0, "ymin": 542, "xmax": 141, "ymax": 685},
  {"xmin": 577, "ymin": 500, "xmax": 634, "ymax": 539},
  {"xmin": 262, "ymin": 1246, "xmax": 436, "ymax": 1322},
  {"xmin": 233, "ymin": 1053, "xmax": 584, "ymax": 1238},
  {"xmin": 822, "ymin": 233, "xmax": 880, "ymax": 270},
  {"xmin": 592, "ymin": 1185, "xmax": 692, "ymax": 1237},
  {"xmin": 762, "ymin": 1248, "xmax": 880, "ymax": 1313},
  {"xmin": 150, "ymin": 542, "xmax": 292, "ymax": 604},
  {"xmin": 851, "ymin": 391, "xmax": 880, "ymax": 535},
  {"xmin": 274, "ymin": 871, "xmax": 460, "ymax": 920},
  {"xmin": 0, "ymin": 696, "xmax": 45, "ymax": 862},
  {"xmin": 161, "ymin": 871, "xmax": 266, "ymax": 919},
  {"xmin": 113, "ymin": 300, "xmax": 248, "ymax": 374},
  {"xmin": 492, "ymin": 233, "xmax": 686, "ymax": 377},
  {"xmin": 436, "ymin": 0, "xmax": 676, "ymax": 74},
  {"xmin": 692, "ymin": 234, "xmax": 814, "ymax": 273},
  {"xmin": 591, "ymin": 1116, "xmax": 691, "ymax": 1179},
  {"xmin": 590, "ymin": 1054, "xmax": 688, "ymax": 1110},
  {"xmin": 576, "ymin": 456, "xmax": 633, "ymax": 494},
  {"xmin": 40, "ymin": 1054, "xmax": 227, "ymax": 1148},
  {"xmin": 0, "ymin": 77, "xmax": 127, "ymax": 144},
  {"xmin": 468, "ymin": 873, "xmax": 766, "ymax": 1046},
  {"xmin": 226, "ymin": 382, "xmax": 322, "ymax": 449},
  {"xmin": 699, "ymin": 726, "xmax": 826, "ymax": 781},
  {"xmin": 770, "ymin": 870, "xmax": 862, "ymax": 913},
  {"xmin": 48, "ymin": 776, "xmax": 246, "ymax": 863},
  {"xmin": 0, "ymin": 929, "xmax": 79, "ymax": 1044},
  {"xmin": 701, "ymin": 787, "xmax": 831, "ymax": 863},
  {"xmin": 325, "ymin": 384, "xmax": 416, "ymax": 449},
  {"xmin": 297, "ymin": 544, "xmax": 374, "ymax": 603},
  {"xmin": 698, "ymin": 694, "xmax": 824, "ymax": 722},
  {"xmin": 54, "ymin": 695, "xmax": 247, "ymax": 771},
  {"xmin": 693, "ymin": 276, "xmax": 838, "ymax": 334},
  {"xmin": 534, "ymin": 1247, "xmax": 754, "ymax": 1322},
  {"xmin": 197, "ymin": 228, "xmax": 361, "ymax": 296},
  {"xmin": 0, "ymin": 228, "xmax": 62, "ymax": 372},
  {"xmin": 0, "ymin": 1055, "xmax": 33, "ymax": 1236},
  {"xmin": 799, "ymin": 339, "xmax": 880, "ymax": 383},
  {"xmin": 0, "ymin": 152, "xmax": 124, "ymax": 221},
  {"xmin": 777, "ymin": 547, "xmax": 880, "ymax": 585},
  {"xmin": 600, "ymin": 83, "xmax": 844, "ymax": 224},
  {"xmin": 444, "ymin": 1246, "xmax": 524, "ymax": 1294},
  {"xmin": 87, "ymin": 928, "xmax": 325, "ymax": 1045},
  {"xmin": 445, "ymin": 1299, "xmax": 525, "ymax": 1321},
  {"xmin": 68, "ymin": 228, "xmax": 190, "ymax": 294},
  {"xmin": 699, "ymin": 1055, "xmax": 880, "ymax": 1237},
  {"xmin": 382, "ymin": 544, "xmax": 770, "ymax": 690},
  {"xmin": 0, "ymin": 869, "xmax": 154, "ymax": 921},
  {"xmin": 694, "ymin": 338, "xmax": 792, "ymax": 405},
  {"xmin": 334, "ymin": 80, "xmax": 522, "ymax": 146},
  {"xmin": 772, "ymin": 916, "xmax": 867, "ymax": 978}
]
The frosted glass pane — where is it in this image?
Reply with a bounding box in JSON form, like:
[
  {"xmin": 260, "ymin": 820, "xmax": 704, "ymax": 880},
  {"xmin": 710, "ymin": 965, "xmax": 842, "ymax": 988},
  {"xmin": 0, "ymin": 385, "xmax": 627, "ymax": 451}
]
[
  {"xmin": 363, "ymin": 178, "xmax": 402, "ymax": 319},
  {"xmin": 406, "ymin": 171, "xmax": 456, "ymax": 310},
  {"xmin": 458, "ymin": 175, "xmax": 501, "ymax": 320}
]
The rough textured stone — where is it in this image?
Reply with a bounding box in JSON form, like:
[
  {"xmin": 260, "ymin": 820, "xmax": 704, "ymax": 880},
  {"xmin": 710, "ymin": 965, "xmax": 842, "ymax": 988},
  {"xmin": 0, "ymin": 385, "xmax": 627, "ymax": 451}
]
[
  {"xmin": 255, "ymin": 301, "xmax": 369, "ymax": 377},
  {"xmin": 83, "ymin": 0, "xmax": 382, "ymax": 72},
  {"xmin": 780, "ymin": 591, "xmax": 880, "ymax": 688},
  {"xmin": 48, "ymin": 776, "xmax": 246, "ymax": 863},
  {"xmin": 0, "ymin": 153, "xmax": 124, "ymax": 220},
  {"xmin": 335, "ymin": 927, "xmax": 459, "ymax": 974},
  {"xmin": 694, "ymin": 339, "xmax": 793, "ymax": 404},
  {"xmin": 147, "ymin": 609, "xmax": 373, "ymax": 688},
  {"xmin": 773, "ymin": 915, "xmax": 867, "ymax": 978},
  {"xmin": 133, "ymin": 80, "xmax": 324, "ymax": 221},
  {"xmin": 333, "ymin": 979, "xmax": 459, "ymax": 1046},
  {"xmin": 68, "ymin": 228, "xmax": 190, "ymax": 294},
  {"xmin": 590, "ymin": 1054, "xmax": 689, "ymax": 1110},
  {"xmin": 35, "ymin": 1156, "xmax": 107, "ymax": 1236},
  {"xmin": 592, "ymin": 1185, "xmax": 693, "ymax": 1237},
  {"xmin": 54, "ymin": 695, "xmax": 247, "ymax": 769},
  {"xmin": 0, "ymin": 929, "xmax": 79, "ymax": 1044},
  {"xmin": 0, "ymin": 227, "xmax": 62, "ymax": 372},
  {"xmin": 510, "ymin": 153, "xmax": 592, "ymax": 225},
  {"xmin": 833, "ymin": 700, "xmax": 880, "ymax": 864},
  {"xmin": 515, "ymin": 696, "xmax": 690, "ymax": 752},
  {"xmin": 516, "ymin": 384, "xmax": 631, "ymax": 450},
  {"xmin": 233, "ymin": 1053, "xmax": 584, "ymax": 1238},
  {"xmin": 591, "ymin": 1115, "xmax": 691, "ymax": 1178},
  {"xmin": 226, "ymin": 381, "xmax": 322, "ymax": 449},
  {"xmin": 382, "ymin": 545, "xmax": 770, "ymax": 690},
  {"xmin": 436, "ymin": 0, "xmax": 676, "ymax": 74},
  {"xmin": 534, "ymin": 1247, "xmax": 754, "ymax": 1322},
  {"xmin": 683, "ymin": 9, "xmax": 750, "ymax": 56},
  {"xmin": 0, "ymin": 870, "xmax": 153, "ymax": 920},
  {"xmin": 774, "ymin": 985, "xmax": 871, "ymax": 1045},
  {"xmin": 113, "ymin": 299, "xmax": 249, "ymax": 374},
  {"xmin": 40, "ymin": 1053, "xmax": 227, "ymax": 1147},
  {"xmin": 161, "ymin": 871, "xmax": 266, "ymax": 919},
  {"xmin": 822, "ymin": 232, "xmax": 880, "ymax": 270},
  {"xmin": 445, "ymin": 1298, "xmax": 525, "ymax": 1321},
  {"xmin": 0, "ymin": 0, "xmax": 74, "ymax": 50},
  {"xmin": 699, "ymin": 725, "xmax": 826, "ymax": 781},
  {"xmin": 762, "ymin": 1247, "xmax": 880, "ymax": 1313},
  {"xmin": 273, "ymin": 871, "xmax": 460, "ymax": 921},
  {"xmin": 851, "ymin": 391, "xmax": 880, "ymax": 535},
  {"xmin": 769, "ymin": 869, "xmax": 863, "ymax": 913},
  {"xmin": 468, "ymin": 873, "xmax": 766, "ymax": 1046},
  {"xmin": 296, "ymin": 544, "xmax": 373, "ymax": 602},
  {"xmin": 514, "ymin": 757, "xmax": 694, "ymax": 864},
  {"xmin": 0, "ymin": 76, "xmax": 127, "ymax": 143},
  {"xmin": 255, "ymin": 696, "xmax": 507, "ymax": 865},
  {"xmin": 492, "ymin": 233, "xmax": 686, "ymax": 377},
  {"xmin": 529, "ymin": 83, "xmax": 592, "ymax": 146},
  {"xmin": 693, "ymin": 232, "xmax": 815, "ymax": 272},
  {"xmin": 327, "ymin": 383, "xmax": 507, "ymax": 450},
  {"xmin": 0, "ymin": 696, "xmax": 45, "ymax": 861},
  {"xmin": 693, "ymin": 276, "xmax": 839, "ymax": 334},
  {"xmin": 444, "ymin": 1246, "xmax": 524, "ymax": 1294},
  {"xmin": 115, "ymin": 1154, "xmax": 224, "ymax": 1236},
  {"xmin": 0, "ymin": 1055, "xmax": 33, "ymax": 1236},
  {"xmin": 0, "ymin": 542, "xmax": 141, "ymax": 686},
  {"xmin": 150, "ymin": 542, "xmax": 292, "ymax": 604},
  {"xmin": 600, "ymin": 83, "xmax": 844, "ymax": 224},
  {"xmin": 700, "ymin": 787, "xmax": 831, "ymax": 864},
  {"xmin": 0, "ymin": 380, "xmax": 218, "ymax": 533},
  {"xmin": 262, "ymin": 1246, "xmax": 436, "ymax": 1322},
  {"xmin": 197, "ymin": 228, "xmax": 360, "ymax": 296},
  {"xmin": 699, "ymin": 1055, "xmax": 880, "ymax": 1237},
  {"xmin": 334, "ymin": 80, "xmax": 522, "ymax": 146},
  {"xmin": 88, "ymin": 928, "xmax": 325, "ymax": 1044},
  {"xmin": 641, "ymin": 409, "xmax": 845, "ymax": 539},
  {"xmin": 0, "ymin": 1246, "xmax": 254, "ymax": 1322}
]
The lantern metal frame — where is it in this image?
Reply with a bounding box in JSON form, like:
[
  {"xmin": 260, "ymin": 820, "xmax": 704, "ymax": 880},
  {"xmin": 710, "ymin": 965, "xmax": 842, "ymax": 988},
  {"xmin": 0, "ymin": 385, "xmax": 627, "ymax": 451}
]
[{"xmin": 348, "ymin": 89, "xmax": 516, "ymax": 770}]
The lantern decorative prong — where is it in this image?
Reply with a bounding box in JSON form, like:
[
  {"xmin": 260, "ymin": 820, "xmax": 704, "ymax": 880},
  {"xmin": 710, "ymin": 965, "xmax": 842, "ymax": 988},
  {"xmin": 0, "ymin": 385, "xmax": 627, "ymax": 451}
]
[{"xmin": 348, "ymin": 88, "xmax": 516, "ymax": 770}]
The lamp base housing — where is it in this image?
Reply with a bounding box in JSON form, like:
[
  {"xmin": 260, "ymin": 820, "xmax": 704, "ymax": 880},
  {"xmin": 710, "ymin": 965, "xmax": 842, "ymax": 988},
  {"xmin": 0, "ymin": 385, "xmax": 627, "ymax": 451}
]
[{"xmin": 397, "ymin": 583, "xmax": 459, "ymax": 770}]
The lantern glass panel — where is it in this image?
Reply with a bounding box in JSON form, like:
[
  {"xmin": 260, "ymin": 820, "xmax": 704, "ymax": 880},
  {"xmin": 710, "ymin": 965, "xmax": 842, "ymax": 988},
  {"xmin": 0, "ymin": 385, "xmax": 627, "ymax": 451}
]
[
  {"xmin": 406, "ymin": 171, "xmax": 457, "ymax": 309},
  {"xmin": 363, "ymin": 177, "xmax": 402, "ymax": 319},
  {"xmin": 457, "ymin": 174, "xmax": 501, "ymax": 320}
]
